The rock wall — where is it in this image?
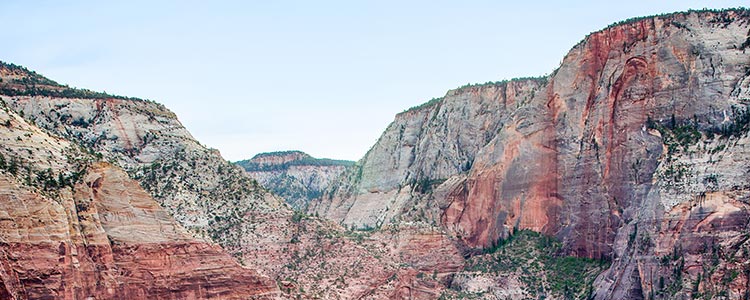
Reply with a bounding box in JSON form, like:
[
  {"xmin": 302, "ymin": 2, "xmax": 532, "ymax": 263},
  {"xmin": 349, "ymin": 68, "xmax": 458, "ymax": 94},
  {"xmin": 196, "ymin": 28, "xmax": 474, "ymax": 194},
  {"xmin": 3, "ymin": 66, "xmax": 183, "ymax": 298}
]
[
  {"xmin": 309, "ymin": 79, "xmax": 545, "ymax": 229},
  {"xmin": 2, "ymin": 8, "xmax": 750, "ymax": 300},
  {"xmin": 312, "ymin": 9, "xmax": 750, "ymax": 299},
  {"xmin": 0, "ymin": 104, "xmax": 278, "ymax": 299}
]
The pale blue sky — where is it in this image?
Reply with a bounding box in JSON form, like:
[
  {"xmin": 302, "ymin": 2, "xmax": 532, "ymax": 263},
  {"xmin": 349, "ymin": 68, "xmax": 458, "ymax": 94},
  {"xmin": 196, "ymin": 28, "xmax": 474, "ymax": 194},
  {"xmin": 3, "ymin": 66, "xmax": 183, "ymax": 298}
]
[{"xmin": 0, "ymin": 1, "xmax": 746, "ymax": 161}]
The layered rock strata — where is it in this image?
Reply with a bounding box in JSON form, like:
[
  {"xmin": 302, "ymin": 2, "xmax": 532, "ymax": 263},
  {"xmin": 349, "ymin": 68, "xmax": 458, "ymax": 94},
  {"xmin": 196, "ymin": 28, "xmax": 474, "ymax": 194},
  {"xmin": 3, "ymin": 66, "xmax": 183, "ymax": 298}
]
[{"xmin": 0, "ymin": 102, "xmax": 278, "ymax": 299}]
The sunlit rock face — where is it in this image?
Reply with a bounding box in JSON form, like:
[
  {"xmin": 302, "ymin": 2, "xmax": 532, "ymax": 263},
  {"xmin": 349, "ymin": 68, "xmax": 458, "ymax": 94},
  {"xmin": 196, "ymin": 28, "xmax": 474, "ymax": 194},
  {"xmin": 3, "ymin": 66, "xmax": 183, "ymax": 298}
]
[{"xmin": 309, "ymin": 79, "xmax": 546, "ymax": 230}]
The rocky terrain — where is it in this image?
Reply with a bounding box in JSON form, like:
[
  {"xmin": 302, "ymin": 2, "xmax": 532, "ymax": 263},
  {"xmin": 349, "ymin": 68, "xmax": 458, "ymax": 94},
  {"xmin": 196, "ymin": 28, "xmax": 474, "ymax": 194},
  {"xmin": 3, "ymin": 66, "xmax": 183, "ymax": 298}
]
[
  {"xmin": 310, "ymin": 9, "xmax": 750, "ymax": 299},
  {"xmin": 0, "ymin": 62, "xmax": 463, "ymax": 299},
  {"xmin": 0, "ymin": 91, "xmax": 278, "ymax": 299},
  {"xmin": 236, "ymin": 151, "xmax": 353, "ymax": 210},
  {"xmin": 1, "ymin": 8, "xmax": 749, "ymax": 300}
]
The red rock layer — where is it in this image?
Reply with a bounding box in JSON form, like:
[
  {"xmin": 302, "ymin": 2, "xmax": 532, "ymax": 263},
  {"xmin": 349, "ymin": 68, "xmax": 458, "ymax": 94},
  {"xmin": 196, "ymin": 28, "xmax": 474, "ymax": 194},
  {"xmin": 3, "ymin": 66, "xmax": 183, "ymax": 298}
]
[
  {"xmin": 0, "ymin": 163, "xmax": 279, "ymax": 300},
  {"xmin": 442, "ymin": 10, "xmax": 750, "ymax": 257}
]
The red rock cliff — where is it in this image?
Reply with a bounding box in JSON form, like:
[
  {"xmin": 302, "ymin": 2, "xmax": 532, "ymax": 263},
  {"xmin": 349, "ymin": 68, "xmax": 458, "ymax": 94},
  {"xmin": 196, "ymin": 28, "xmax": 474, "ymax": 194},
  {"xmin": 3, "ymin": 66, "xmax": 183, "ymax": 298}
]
[
  {"xmin": 314, "ymin": 9, "xmax": 750, "ymax": 299},
  {"xmin": 0, "ymin": 103, "xmax": 279, "ymax": 299}
]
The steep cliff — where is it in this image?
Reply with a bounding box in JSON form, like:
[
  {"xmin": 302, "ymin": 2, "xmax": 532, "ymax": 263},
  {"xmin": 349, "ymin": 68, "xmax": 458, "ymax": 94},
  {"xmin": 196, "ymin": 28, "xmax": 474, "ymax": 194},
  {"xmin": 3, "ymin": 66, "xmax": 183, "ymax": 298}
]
[
  {"xmin": 0, "ymin": 98, "xmax": 278, "ymax": 299},
  {"xmin": 309, "ymin": 79, "xmax": 546, "ymax": 229},
  {"xmin": 236, "ymin": 151, "xmax": 353, "ymax": 210},
  {"xmin": 312, "ymin": 9, "xmax": 750, "ymax": 299},
  {"xmin": 0, "ymin": 61, "xmax": 294, "ymax": 267}
]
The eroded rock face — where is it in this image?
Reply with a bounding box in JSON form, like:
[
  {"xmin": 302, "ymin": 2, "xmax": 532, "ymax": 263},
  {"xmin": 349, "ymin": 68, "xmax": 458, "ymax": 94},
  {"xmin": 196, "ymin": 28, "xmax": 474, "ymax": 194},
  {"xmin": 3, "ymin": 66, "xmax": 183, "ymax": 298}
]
[
  {"xmin": 0, "ymin": 104, "xmax": 279, "ymax": 299},
  {"xmin": 309, "ymin": 79, "xmax": 546, "ymax": 229},
  {"xmin": 0, "ymin": 83, "xmax": 291, "ymax": 266},
  {"xmin": 313, "ymin": 9, "xmax": 750, "ymax": 299},
  {"xmin": 236, "ymin": 151, "xmax": 353, "ymax": 210}
]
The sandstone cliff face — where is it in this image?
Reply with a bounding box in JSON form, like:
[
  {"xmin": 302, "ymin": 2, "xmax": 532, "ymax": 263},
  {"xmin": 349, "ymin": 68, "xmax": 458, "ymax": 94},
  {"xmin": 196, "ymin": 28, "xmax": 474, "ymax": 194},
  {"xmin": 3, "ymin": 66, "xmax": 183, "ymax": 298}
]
[
  {"xmin": 0, "ymin": 102, "xmax": 278, "ymax": 299},
  {"xmin": 312, "ymin": 9, "xmax": 750, "ymax": 299},
  {"xmin": 236, "ymin": 151, "xmax": 353, "ymax": 210},
  {"xmin": 0, "ymin": 73, "xmax": 291, "ymax": 264},
  {"xmin": 309, "ymin": 79, "xmax": 545, "ymax": 229}
]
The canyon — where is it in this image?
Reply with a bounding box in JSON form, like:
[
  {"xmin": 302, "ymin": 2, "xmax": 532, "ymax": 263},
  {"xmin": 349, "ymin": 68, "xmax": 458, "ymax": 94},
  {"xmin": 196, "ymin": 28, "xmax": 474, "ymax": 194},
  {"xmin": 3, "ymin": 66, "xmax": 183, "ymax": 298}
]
[{"xmin": 0, "ymin": 8, "xmax": 748, "ymax": 300}]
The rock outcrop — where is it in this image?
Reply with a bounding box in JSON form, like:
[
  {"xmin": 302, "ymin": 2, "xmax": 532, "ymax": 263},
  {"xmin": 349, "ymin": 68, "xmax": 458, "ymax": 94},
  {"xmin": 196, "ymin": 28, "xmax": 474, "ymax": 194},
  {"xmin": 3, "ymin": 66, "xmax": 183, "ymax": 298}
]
[
  {"xmin": 311, "ymin": 9, "xmax": 750, "ymax": 299},
  {"xmin": 0, "ymin": 100, "xmax": 278, "ymax": 299},
  {"xmin": 0, "ymin": 62, "xmax": 291, "ymax": 268},
  {"xmin": 236, "ymin": 151, "xmax": 353, "ymax": 210}
]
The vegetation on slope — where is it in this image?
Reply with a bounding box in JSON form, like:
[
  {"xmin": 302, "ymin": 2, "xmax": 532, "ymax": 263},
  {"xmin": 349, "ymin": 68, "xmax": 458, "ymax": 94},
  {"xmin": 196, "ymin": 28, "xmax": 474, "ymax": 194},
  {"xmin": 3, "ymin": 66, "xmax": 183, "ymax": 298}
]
[
  {"xmin": 0, "ymin": 61, "xmax": 149, "ymax": 101},
  {"xmin": 441, "ymin": 230, "xmax": 609, "ymax": 300},
  {"xmin": 571, "ymin": 8, "xmax": 750, "ymax": 50},
  {"xmin": 401, "ymin": 76, "xmax": 548, "ymax": 114}
]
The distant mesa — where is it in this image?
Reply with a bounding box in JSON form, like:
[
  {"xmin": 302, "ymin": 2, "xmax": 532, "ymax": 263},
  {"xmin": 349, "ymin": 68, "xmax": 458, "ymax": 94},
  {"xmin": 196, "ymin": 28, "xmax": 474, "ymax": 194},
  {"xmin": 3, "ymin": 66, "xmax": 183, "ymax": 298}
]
[{"xmin": 236, "ymin": 150, "xmax": 354, "ymax": 210}]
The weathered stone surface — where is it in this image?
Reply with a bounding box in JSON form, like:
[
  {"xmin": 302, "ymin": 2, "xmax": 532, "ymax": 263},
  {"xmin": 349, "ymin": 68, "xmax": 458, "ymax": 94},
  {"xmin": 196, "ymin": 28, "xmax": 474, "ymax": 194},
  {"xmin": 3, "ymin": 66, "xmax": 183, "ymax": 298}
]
[
  {"xmin": 270, "ymin": 221, "xmax": 464, "ymax": 299},
  {"xmin": 0, "ymin": 103, "xmax": 279, "ymax": 299},
  {"xmin": 312, "ymin": 9, "xmax": 750, "ymax": 299},
  {"xmin": 309, "ymin": 79, "xmax": 546, "ymax": 229},
  {"xmin": 0, "ymin": 62, "xmax": 461, "ymax": 299},
  {"xmin": 0, "ymin": 81, "xmax": 290, "ymax": 261}
]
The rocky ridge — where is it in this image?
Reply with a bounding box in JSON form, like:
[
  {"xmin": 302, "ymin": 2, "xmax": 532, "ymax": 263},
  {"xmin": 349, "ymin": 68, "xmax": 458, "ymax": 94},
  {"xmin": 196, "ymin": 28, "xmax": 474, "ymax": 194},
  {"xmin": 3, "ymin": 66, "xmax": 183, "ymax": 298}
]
[{"xmin": 236, "ymin": 150, "xmax": 354, "ymax": 210}]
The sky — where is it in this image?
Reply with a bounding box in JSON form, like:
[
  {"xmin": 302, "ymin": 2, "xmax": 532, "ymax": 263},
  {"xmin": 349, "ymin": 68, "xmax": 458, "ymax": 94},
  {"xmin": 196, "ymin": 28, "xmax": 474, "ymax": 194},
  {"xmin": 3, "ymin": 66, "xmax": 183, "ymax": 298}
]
[{"xmin": 0, "ymin": 1, "xmax": 746, "ymax": 161}]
